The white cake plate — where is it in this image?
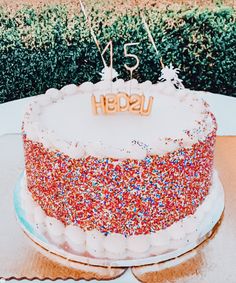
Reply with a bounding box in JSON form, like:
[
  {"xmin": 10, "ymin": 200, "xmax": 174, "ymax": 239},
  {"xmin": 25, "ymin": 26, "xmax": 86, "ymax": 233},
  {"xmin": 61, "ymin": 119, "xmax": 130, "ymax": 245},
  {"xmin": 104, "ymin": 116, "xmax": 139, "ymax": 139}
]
[{"xmin": 14, "ymin": 170, "xmax": 224, "ymax": 268}]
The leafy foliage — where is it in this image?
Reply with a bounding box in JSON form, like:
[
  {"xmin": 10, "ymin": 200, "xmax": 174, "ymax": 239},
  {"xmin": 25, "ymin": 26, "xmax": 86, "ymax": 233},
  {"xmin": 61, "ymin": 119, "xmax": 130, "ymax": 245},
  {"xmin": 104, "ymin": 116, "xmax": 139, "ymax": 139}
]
[{"xmin": 0, "ymin": 5, "xmax": 235, "ymax": 103}]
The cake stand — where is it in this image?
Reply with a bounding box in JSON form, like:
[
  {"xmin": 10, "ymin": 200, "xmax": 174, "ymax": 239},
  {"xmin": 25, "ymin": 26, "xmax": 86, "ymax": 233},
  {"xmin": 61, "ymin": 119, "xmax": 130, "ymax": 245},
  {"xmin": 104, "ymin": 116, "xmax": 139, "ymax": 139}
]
[{"xmin": 14, "ymin": 170, "xmax": 224, "ymax": 268}]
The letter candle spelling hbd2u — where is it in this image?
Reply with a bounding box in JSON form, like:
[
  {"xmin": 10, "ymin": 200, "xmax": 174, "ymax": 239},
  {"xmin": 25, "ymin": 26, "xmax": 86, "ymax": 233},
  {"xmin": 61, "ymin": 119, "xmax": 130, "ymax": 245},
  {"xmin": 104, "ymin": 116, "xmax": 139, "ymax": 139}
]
[{"xmin": 91, "ymin": 93, "xmax": 154, "ymax": 116}]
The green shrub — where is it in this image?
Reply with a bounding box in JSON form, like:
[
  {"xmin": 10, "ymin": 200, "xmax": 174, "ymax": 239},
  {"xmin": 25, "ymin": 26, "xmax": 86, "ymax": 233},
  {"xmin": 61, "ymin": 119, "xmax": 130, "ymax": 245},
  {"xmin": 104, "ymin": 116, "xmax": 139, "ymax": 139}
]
[{"xmin": 0, "ymin": 5, "xmax": 235, "ymax": 103}]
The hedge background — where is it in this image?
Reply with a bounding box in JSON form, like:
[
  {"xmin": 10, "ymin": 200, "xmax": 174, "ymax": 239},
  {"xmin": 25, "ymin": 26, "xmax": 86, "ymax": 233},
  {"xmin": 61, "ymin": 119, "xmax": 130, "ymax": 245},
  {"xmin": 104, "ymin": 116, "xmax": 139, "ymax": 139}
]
[{"xmin": 0, "ymin": 4, "xmax": 235, "ymax": 103}]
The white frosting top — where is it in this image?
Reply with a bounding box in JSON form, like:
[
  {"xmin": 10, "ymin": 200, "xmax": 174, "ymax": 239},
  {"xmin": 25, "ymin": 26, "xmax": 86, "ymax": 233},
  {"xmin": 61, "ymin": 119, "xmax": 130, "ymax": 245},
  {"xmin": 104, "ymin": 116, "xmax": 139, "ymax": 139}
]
[{"xmin": 23, "ymin": 80, "xmax": 215, "ymax": 159}]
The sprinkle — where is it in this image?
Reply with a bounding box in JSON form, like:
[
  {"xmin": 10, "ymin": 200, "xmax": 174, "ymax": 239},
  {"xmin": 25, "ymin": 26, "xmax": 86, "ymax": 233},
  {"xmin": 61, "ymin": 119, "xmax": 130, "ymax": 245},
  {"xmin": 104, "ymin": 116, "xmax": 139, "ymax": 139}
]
[{"xmin": 23, "ymin": 114, "xmax": 217, "ymax": 236}]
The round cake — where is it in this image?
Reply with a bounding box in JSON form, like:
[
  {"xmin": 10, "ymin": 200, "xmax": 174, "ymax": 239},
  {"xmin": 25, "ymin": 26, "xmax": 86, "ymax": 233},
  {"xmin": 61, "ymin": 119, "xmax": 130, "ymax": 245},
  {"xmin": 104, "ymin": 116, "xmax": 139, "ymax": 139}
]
[{"xmin": 21, "ymin": 79, "xmax": 219, "ymax": 259}]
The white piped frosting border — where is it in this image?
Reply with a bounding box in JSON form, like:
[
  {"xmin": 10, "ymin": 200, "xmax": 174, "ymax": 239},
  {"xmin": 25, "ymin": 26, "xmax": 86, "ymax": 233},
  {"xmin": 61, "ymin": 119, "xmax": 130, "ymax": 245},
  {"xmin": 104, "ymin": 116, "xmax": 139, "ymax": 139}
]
[{"xmin": 20, "ymin": 170, "xmax": 223, "ymax": 259}]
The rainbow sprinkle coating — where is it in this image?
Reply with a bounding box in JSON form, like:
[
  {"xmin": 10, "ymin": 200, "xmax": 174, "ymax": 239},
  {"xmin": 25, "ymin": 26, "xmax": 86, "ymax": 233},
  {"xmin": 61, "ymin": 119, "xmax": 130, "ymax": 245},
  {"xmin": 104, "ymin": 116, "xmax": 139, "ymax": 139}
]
[{"xmin": 23, "ymin": 116, "xmax": 217, "ymax": 236}]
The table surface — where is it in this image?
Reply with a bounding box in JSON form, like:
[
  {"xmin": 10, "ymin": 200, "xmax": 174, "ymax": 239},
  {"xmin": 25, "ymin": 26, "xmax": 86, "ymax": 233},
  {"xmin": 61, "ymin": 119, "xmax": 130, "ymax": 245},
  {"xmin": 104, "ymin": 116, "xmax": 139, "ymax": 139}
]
[{"xmin": 0, "ymin": 93, "xmax": 235, "ymax": 283}]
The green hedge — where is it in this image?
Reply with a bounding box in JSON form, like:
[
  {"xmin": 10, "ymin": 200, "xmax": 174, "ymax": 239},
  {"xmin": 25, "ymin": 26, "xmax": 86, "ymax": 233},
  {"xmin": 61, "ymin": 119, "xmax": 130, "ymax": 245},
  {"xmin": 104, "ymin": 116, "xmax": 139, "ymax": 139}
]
[{"xmin": 0, "ymin": 5, "xmax": 235, "ymax": 103}]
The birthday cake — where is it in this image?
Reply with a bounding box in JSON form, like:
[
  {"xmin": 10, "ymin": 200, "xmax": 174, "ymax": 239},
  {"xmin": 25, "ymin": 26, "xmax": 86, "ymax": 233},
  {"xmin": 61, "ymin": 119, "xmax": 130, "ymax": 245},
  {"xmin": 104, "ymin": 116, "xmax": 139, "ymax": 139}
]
[{"xmin": 20, "ymin": 73, "xmax": 220, "ymax": 260}]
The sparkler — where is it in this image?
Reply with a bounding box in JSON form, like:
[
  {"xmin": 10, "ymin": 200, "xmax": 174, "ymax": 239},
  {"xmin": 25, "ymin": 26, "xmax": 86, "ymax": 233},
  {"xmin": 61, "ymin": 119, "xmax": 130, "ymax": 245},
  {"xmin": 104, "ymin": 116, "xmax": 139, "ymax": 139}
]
[
  {"xmin": 140, "ymin": 12, "xmax": 164, "ymax": 69},
  {"xmin": 79, "ymin": 0, "xmax": 106, "ymax": 67}
]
